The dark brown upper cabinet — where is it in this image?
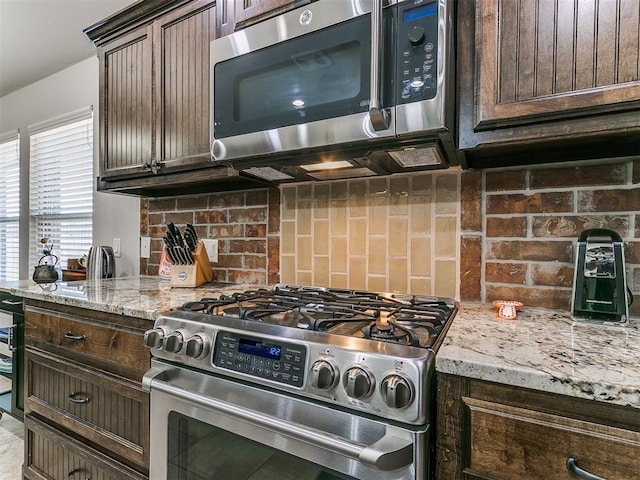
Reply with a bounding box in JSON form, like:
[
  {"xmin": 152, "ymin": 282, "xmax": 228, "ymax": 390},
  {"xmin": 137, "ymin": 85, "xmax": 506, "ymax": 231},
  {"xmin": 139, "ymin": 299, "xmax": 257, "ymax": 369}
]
[
  {"xmin": 86, "ymin": 0, "xmax": 266, "ymax": 196},
  {"xmin": 458, "ymin": 0, "xmax": 640, "ymax": 168}
]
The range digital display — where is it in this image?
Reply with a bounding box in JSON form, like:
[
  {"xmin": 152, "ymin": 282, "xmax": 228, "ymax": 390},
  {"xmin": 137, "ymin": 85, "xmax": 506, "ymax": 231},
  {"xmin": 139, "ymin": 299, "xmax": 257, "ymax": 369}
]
[
  {"xmin": 238, "ymin": 338, "xmax": 282, "ymax": 360},
  {"xmin": 403, "ymin": 3, "xmax": 437, "ymax": 23}
]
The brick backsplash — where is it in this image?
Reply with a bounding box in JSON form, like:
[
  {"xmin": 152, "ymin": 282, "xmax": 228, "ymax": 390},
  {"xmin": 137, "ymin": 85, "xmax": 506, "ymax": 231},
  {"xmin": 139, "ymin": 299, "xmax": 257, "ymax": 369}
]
[
  {"xmin": 463, "ymin": 159, "xmax": 640, "ymax": 316},
  {"xmin": 138, "ymin": 159, "xmax": 639, "ymax": 317},
  {"xmin": 140, "ymin": 188, "xmax": 280, "ymax": 285}
]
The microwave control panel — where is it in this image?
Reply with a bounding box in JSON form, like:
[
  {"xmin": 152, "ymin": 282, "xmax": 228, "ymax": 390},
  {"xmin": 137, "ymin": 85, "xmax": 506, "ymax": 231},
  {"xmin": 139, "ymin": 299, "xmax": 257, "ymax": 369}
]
[{"xmin": 396, "ymin": 0, "xmax": 439, "ymax": 103}]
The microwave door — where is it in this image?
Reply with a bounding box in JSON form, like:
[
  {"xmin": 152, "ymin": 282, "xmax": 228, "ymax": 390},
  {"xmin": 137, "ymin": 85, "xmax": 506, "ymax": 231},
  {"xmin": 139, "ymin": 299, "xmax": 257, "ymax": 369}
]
[{"xmin": 210, "ymin": 1, "xmax": 395, "ymax": 162}]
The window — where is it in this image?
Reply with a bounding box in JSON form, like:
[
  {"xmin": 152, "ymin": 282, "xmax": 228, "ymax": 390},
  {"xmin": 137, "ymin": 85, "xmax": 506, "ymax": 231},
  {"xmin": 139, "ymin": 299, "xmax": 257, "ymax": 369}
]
[
  {"xmin": 29, "ymin": 110, "xmax": 93, "ymax": 271},
  {"xmin": 0, "ymin": 134, "xmax": 20, "ymax": 281}
]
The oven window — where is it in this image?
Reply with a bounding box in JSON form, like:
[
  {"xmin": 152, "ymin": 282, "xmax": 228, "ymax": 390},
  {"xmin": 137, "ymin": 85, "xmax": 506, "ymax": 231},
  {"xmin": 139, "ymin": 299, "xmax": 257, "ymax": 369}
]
[{"xmin": 167, "ymin": 412, "xmax": 355, "ymax": 479}]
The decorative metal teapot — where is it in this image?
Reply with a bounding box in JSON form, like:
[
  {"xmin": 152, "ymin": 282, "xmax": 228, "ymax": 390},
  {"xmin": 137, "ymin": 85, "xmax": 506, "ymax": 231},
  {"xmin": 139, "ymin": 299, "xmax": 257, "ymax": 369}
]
[{"xmin": 32, "ymin": 238, "xmax": 59, "ymax": 284}]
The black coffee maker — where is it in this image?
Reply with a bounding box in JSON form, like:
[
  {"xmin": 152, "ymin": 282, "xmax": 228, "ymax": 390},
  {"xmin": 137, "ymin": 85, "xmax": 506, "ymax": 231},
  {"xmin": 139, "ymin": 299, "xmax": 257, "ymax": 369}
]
[{"xmin": 572, "ymin": 229, "xmax": 631, "ymax": 324}]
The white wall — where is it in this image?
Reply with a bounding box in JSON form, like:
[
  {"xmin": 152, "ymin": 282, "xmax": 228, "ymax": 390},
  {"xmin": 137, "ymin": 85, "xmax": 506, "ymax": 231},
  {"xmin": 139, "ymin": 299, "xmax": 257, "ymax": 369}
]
[{"xmin": 0, "ymin": 57, "xmax": 140, "ymax": 278}]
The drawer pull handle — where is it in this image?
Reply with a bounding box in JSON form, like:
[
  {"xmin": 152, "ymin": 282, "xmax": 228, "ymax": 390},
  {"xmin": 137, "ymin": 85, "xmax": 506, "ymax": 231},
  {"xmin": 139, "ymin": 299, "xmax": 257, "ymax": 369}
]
[
  {"xmin": 64, "ymin": 332, "xmax": 86, "ymax": 341},
  {"xmin": 67, "ymin": 468, "xmax": 90, "ymax": 479},
  {"xmin": 566, "ymin": 457, "xmax": 606, "ymax": 480},
  {"xmin": 1, "ymin": 299, "xmax": 21, "ymax": 306},
  {"xmin": 68, "ymin": 392, "xmax": 90, "ymax": 404}
]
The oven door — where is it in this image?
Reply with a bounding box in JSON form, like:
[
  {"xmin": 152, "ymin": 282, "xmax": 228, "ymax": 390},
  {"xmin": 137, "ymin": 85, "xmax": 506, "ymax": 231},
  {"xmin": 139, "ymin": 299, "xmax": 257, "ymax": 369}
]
[
  {"xmin": 143, "ymin": 361, "xmax": 428, "ymax": 480},
  {"xmin": 210, "ymin": 0, "xmax": 395, "ymax": 163}
]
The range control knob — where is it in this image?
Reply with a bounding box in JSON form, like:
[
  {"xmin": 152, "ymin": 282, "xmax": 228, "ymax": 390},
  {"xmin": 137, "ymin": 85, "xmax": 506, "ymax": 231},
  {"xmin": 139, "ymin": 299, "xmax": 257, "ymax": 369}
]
[
  {"xmin": 408, "ymin": 26, "xmax": 425, "ymax": 46},
  {"xmin": 164, "ymin": 330, "xmax": 187, "ymax": 353},
  {"xmin": 143, "ymin": 326, "xmax": 169, "ymax": 349},
  {"xmin": 344, "ymin": 367, "xmax": 374, "ymax": 399},
  {"xmin": 381, "ymin": 374, "xmax": 414, "ymax": 409},
  {"xmin": 185, "ymin": 333, "xmax": 209, "ymax": 359},
  {"xmin": 310, "ymin": 359, "xmax": 338, "ymax": 390}
]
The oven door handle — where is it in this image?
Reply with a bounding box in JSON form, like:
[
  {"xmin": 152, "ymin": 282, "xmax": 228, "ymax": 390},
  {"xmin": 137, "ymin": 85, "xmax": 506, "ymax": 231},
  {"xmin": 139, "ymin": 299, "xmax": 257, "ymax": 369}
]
[{"xmin": 143, "ymin": 367, "xmax": 413, "ymax": 472}]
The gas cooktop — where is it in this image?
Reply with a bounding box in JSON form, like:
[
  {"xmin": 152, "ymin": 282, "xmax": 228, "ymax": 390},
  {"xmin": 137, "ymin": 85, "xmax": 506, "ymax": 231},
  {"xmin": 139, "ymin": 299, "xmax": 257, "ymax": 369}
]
[
  {"xmin": 177, "ymin": 284, "xmax": 457, "ymax": 350},
  {"xmin": 144, "ymin": 284, "xmax": 458, "ymax": 424}
]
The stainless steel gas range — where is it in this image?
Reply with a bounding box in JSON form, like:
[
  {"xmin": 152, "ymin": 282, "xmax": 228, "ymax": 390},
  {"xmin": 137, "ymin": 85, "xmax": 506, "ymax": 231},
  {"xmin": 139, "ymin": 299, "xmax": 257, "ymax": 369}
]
[{"xmin": 142, "ymin": 285, "xmax": 458, "ymax": 480}]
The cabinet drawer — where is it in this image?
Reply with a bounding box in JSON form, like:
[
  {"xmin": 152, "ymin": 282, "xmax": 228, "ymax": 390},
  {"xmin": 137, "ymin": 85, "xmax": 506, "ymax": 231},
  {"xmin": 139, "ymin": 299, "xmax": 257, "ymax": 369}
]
[
  {"xmin": 465, "ymin": 397, "xmax": 640, "ymax": 480},
  {"xmin": 26, "ymin": 348, "xmax": 149, "ymax": 471},
  {"xmin": 25, "ymin": 305, "xmax": 149, "ymax": 377},
  {"xmin": 24, "ymin": 415, "xmax": 146, "ymax": 480}
]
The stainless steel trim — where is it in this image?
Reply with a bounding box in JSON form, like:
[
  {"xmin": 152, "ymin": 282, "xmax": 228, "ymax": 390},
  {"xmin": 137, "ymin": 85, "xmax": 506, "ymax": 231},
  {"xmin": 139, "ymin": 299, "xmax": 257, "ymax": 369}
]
[
  {"xmin": 369, "ymin": 0, "xmax": 390, "ymax": 131},
  {"xmin": 395, "ymin": 0, "xmax": 451, "ymax": 136},
  {"xmin": 146, "ymin": 360, "xmax": 425, "ymax": 480},
  {"xmin": 210, "ymin": 0, "xmax": 396, "ymax": 162}
]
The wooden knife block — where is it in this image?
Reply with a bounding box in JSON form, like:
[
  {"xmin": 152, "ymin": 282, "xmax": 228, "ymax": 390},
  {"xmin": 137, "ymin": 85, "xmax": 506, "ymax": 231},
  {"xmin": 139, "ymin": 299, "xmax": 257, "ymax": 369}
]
[{"xmin": 170, "ymin": 241, "xmax": 213, "ymax": 288}]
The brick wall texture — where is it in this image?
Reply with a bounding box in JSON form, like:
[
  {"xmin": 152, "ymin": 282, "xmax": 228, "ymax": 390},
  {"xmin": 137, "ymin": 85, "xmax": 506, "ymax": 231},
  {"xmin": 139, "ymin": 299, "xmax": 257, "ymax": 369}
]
[
  {"xmin": 140, "ymin": 159, "xmax": 638, "ymax": 317},
  {"xmin": 462, "ymin": 160, "xmax": 640, "ymax": 316},
  {"xmin": 140, "ymin": 188, "xmax": 280, "ymax": 285}
]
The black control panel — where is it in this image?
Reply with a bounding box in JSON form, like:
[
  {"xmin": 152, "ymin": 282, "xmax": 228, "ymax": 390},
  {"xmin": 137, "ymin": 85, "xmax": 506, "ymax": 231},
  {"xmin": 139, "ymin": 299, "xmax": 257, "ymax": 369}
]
[
  {"xmin": 396, "ymin": 0, "xmax": 439, "ymax": 104},
  {"xmin": 213, "ymin": 331, "xmax": 306, "ymax": 388}
]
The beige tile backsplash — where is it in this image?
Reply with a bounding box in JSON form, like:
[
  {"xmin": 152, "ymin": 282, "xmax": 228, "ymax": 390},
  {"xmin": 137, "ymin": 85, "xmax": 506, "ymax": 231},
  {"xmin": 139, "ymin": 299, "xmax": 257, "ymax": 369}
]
[{"xmin": 280, "ymin": 171, "xmax": 461, "ymax": 297}]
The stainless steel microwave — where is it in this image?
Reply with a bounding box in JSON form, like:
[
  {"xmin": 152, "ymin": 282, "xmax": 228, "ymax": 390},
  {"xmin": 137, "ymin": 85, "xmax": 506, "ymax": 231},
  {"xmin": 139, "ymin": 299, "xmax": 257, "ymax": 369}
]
[{"xmin": 210, "ymin": 0, "xmax": 457, "ymax": 183}]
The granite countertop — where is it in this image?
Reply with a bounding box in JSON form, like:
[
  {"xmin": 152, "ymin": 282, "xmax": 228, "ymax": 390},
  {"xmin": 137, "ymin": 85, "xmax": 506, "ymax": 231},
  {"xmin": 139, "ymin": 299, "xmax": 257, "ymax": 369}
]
[
  {"xmin": 0, "ymin": 276, "xmax": 263, "ymax": 321},
  {"xmin": 2, "ymin": 276, "xmax": 638, "ymax": 409},
  {"xmin": 437, "ymin": 303, "xmax": 640, "ymax": 409}
]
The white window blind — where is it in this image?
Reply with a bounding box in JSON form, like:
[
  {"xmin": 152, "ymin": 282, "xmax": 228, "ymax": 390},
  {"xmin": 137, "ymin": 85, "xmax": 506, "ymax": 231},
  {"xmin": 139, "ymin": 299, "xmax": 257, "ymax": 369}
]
[
  {"xmin": 29, "ymin": 112, "xmax": 93, "ymax": 270},
  {"xmin": 0, "ymin": 135, "xmax": 20, "ymax": 281}
]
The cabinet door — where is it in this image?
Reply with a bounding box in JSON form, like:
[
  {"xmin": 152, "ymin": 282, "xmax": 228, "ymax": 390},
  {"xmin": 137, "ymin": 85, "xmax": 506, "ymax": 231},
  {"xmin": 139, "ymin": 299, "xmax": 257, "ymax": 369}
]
[
  {"xmin": 476, "ymin": 0, "xmax": 640, "ymax": 129},
  {"xmin": 154, "ymin": 0, "xmax": 217, "ymax": 172},
  {"xmin": 24, "ymin": 416, "xmax": 146, "ymax": 480},
  {"xmin": 458, "ymin": 0, "xmax": 640, "ymax": 160},
  {"xmin": 234, "ymin": 0, "xmax": 301, "ymax": 28},
  {"xmin": 98, "ymin": 25, "xmax": 154, "ymax": 179},
  {"xmin": 26, "ymin": 349, "xmax": 149, "ymax": 471}
]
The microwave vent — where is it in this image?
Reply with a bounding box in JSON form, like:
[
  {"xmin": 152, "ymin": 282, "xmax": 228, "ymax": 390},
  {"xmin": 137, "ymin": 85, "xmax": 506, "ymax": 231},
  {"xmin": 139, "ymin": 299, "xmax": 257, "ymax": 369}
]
[
  {"xmin": 242, "ymin": 167, "xmax": 294, "ymax": 181},
  {"xmin": 307, "ymin": 167, "xmax": 377, "ymax": 181},
  {"xmin": 388, "ymin": 146, "xmax": 444, "ymax": 168}
]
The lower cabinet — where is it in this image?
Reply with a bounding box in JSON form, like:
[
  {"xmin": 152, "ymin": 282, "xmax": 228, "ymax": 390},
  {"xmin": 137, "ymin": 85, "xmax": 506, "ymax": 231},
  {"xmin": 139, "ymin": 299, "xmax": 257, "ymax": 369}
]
[
  {"xmin": 24, "ymin": 416, "xmax": 145, "ymax": 480},
  {"xmin": 23, "ymin": 301, "xmax": 151, "ymax": 479},
  {"xmin": 436, "ymin": 373, "xmax": 640, "ymax": 480}
]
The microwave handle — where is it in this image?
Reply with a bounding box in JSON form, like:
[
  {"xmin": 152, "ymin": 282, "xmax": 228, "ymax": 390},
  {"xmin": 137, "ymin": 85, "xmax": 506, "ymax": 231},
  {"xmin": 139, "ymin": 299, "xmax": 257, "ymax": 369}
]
[{"xmin": 369, "ymin": 0, "xmax": 390, "ymax": 131}]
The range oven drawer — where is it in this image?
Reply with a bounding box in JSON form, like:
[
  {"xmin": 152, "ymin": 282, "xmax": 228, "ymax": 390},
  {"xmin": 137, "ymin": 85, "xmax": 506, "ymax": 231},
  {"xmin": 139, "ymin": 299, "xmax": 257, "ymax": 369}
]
[
  {"xmin": 24, "ymin": 415, "xmax": 146, "ymax": 480},
  {"xmin": 26, "ymin": 348, "xmax": 149, "ymax": 471}
]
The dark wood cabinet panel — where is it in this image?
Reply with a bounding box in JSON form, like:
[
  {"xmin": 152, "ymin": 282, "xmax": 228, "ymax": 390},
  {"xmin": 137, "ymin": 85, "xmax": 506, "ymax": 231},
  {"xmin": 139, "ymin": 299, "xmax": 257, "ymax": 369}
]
[
  {"xmin": 477, "ymin": 0, "xmax": 640, "ymax": 128},
  {"xmin": 24, "ymin": 305, "xmax": 150, "ymax": 379},
  {"xmin": 26, "ymin": 349, "xmax": 149, "ymax": 471},
  {"xmin": 458, "ymin": 0, "xmax": 640, "ymax": 167},
  {"xmin": 24, "ymin": 416, "xmax": 146, "ymax": 480},
  {"xmin": 99, "ymin": 25, "xmax": 154, "ymax": 179},
  {"xmin": 23, "ymin": 302, "xmax": 151, "ymax": 477},
  {"xmin": 436, "ymin": 374, "xmax": 640, "ymax": 480},
  {"xmin": 154, "ymin": 0, "xmax": 217, "ymax": 171},
  {"xmin": 89, "ymin": 0, "xmax": 266, "ymax": 195}
]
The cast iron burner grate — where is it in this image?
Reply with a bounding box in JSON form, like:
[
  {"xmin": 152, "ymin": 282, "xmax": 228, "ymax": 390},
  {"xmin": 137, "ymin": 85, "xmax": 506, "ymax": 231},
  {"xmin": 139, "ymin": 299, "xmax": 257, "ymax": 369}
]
[{"xmin": 178, "ymin": 285, "xmax": 456, "ymax": 349}]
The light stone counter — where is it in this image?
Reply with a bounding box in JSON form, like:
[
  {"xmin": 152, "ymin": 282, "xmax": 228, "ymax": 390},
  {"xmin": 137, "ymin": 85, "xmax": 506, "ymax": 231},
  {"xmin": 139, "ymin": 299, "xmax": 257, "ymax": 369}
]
[
  {"xmin": 2, "ymin": 278, "xmax": 637, "ymax": 409},
  {"xmin": 437, "ymin": 303, "xmax": 640, "ymax": 409},
  {"xmin": 0, "ymin": 276, "xmax": 264, "ymax": 321}
]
